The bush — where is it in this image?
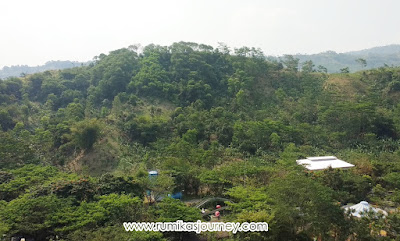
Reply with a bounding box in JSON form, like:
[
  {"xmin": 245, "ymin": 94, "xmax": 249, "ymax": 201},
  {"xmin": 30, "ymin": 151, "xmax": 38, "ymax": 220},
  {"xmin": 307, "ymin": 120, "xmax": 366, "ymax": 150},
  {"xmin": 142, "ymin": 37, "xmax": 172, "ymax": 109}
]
[{"xmin": 70, "ymin": 119, "xmax": 101, "ymax": 150}]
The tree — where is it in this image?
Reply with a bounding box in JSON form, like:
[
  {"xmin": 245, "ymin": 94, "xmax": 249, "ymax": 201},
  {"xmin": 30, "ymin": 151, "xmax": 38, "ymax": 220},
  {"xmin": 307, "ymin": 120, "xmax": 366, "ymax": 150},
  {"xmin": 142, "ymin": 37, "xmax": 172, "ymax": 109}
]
[
  {"xmin": 232, "ymin": 119, "xmax": 296, "ymax": 153},
  {"xmin": 281, "ymin": 55, "xmax": 300, "ymax": 72},
  {"xmin": 356, "ymin": 58, "xmax": 367, "ymax": 68},
  {"xmin": 317, "ymin": 65, "xmax": 328, "ymax": 73},
  {"xmin": 225, "ymin": 186, "xmax": 274, "ymax": 241},
  {"xmin": 0, "ymin": 194, "xmax": 71, "ymax": 240},
  {"xmin": 0, "ymin": 110, "xmax": 15, "ymax": 131},
  {"xmin": 340, "ymin": 67, "xmax": 350, "ymax": 73},
  {"xmin": 123, "ymin": 116, "xmax": 168, "ymax": 146},
  {"xmin": 0, "ymin": 132, "xmax": 38, "ymax": 169},
  {"xmin": 319, "ymin": 101, "xmax": 376, "ymax": 142},
  {"xmin": 226, "ymin": 185, "xmax": 273, "ymax": 220},
  {"xmin": 145, "ymin": 173, "xmax": 175, "ymax": 203},
  {"xmin": 266, "ymin": 173, "xmax": 349, "ymax": 240},
  {"xmin": 156, "ymin": 197, "xmax": 201, "ymax": 222},
  {"xmin": 66, "ymin": 102, "xmax": 85, "ymax": 121},
  {"xmin": 155, "ymin": 197, "xmax": 201, "ymax": 241},
  {"xmin": 301, "ymin": 60, "xmax": 315, "ymax": 73},
  {"xmin": 70, "ymin": 119, "xmax": 101, "ymax": 150},
  {"xmin": 111, "ymin": 95, "xmax": 123, "ymax": 117},
  {"xmin": 92, "ymin": 48, "xmax": 138, "ymax": 102},
  {"xmin": 128, "ymin": 52, "xmax": 173, "ymax": 99}
]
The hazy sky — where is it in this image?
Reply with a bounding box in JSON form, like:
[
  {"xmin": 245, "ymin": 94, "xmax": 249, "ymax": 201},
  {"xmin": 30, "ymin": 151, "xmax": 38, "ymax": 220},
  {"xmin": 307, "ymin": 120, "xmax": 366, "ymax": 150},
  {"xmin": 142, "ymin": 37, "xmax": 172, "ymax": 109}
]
[{"xmin": 1, "ymin": 0, "xmax": 399, "ymax": 68}]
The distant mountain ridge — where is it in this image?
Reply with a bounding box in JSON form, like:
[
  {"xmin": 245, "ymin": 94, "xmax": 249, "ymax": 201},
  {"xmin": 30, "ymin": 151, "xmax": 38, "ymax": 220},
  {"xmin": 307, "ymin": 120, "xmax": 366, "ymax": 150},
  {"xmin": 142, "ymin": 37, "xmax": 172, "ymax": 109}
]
[
  {"xmin": 0, "ymin": 60, "xmax": 89, "ymax": 79},
  {"xmin": 291, "ymin": 44, "xmax": 400, "ymax": 73},
  {"xmin": 347, "ymin": 44, "xmax": 400, "ymax": 55}
]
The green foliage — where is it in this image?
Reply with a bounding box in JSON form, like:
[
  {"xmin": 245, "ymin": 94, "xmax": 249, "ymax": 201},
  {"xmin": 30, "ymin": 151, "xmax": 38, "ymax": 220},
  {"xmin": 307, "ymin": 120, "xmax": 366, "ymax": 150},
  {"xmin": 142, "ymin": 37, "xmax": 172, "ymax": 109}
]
[
  {"xmin": 226, "ymin": 186, "xmax": 272, "ymax": 217},
  {"xmin": 92, "ymin": 48, "xmax": 139, "ymax": 101},
  {"xmin": 0, "ymin": 165, "xmax": 146, "ymax": 240},
  {"xmin": 313, "ymin": 168, "xmax": 371, "ymax": 203},
  {"xmin": 266, "ymin": 172, "xmax": 349, "ymax": 240},
  {"xmin": 66, "ymin": 226, "xmax": 166, "ymax": 241},
  {"xmin": 156, "ymin": 197, "xmax": 201, "ymax": 222},
  {"xmin": 146, "ymin": 173, "xmax": 175, "ymax": 202},
  {"xmin": 66, "ymin": 102, "xmax": 85, "ymax": 121},
  {"xmin": 0, "ymin": 194, "xmax": 71, "ymax": 239},
  {"xmin": 70, "ymin": 119, "xmax": 101, "ymax": 150},
  {"xmin": 301, "ymin": 60, "xmax": 315, "ymax": 73},
  {"xmin": 129, "ymin": 52, "xmax": 173, "ymax": 99},
  {"xmin": 281, "ymin": 55, "xmax": 300, "ymax": 72},
  {"xmin": 123, "ymin": 115, "xmax": 168, "ymax": 145},
  {"xmin": 382, "ymin": 172, "xmax": 400, "ymax": 189},
  {"xmin": 0, "ymin": 165, "xmax": 65, "ymax": 201},
  {"xmin": 0, "ymin": 109, "xmax": 15, "ymax": 131},
  {"xmin": 53, "ymin": 194, "xmax": 143, "ymax": 233},
  {"xmin": 232, "ymin": 119, "xmax": 299, "ymax": 153},
  {"xmin": 340, "ymin": 67, "xmax": 350, "ymax": 73},
  {"xmin": 0, "ymin": 132, "xmax": 38, "ymax": 169},
  {"xmin": 2, "ymin": 43, "xmax": 400, "ymax": 240},
  {"xmin": 356, "ymin": 58, "xmax": 367, "ymax": 68}
]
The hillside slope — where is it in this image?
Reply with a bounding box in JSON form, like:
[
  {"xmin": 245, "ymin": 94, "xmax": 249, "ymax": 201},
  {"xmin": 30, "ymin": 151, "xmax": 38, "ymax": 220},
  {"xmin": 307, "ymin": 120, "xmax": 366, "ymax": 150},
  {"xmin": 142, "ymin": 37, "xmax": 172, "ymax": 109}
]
[{"xmin": 2, "ymin": 42, "xmax": 400, "ymax": 240}]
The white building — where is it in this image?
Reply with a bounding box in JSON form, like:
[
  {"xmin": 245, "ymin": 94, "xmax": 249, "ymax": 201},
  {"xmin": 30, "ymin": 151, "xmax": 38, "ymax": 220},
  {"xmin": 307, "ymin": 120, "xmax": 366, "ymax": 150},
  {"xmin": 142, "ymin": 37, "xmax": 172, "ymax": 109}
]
[{"xmin": 296, "ymin": 156, "xmax": 354, "ymax": 171}]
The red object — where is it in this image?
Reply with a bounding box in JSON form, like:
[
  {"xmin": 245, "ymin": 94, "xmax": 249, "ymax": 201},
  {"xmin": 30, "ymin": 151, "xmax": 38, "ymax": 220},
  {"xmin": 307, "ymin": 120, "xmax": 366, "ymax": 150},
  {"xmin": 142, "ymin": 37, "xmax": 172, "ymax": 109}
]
[
  {"xmin": 215, "ymin": 211, "xmax": 220, "ymax": 217},
  {"xmin": 216, "ymin": 204, "xmax": 221, "ymax": 209}
]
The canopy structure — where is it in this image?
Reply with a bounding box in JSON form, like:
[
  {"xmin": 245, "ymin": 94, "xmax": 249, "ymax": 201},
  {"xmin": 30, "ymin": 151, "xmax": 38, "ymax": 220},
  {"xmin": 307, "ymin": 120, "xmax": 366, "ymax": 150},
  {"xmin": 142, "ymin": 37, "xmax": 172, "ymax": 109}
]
[
  {"xmin": 344, "ymin": 201, "xmax": 388, "ymax": 218},
  {"xmin": 296, "ymin": 156, "xmax": 354, "ymax": 171}
]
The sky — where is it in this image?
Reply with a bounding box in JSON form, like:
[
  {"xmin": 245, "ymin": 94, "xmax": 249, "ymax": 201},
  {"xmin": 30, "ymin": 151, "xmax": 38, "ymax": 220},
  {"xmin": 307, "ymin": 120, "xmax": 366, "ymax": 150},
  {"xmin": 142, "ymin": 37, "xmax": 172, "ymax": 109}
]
[{"xmin": 0, "ymin": 0, "xmax": 399, "ymax": 68}]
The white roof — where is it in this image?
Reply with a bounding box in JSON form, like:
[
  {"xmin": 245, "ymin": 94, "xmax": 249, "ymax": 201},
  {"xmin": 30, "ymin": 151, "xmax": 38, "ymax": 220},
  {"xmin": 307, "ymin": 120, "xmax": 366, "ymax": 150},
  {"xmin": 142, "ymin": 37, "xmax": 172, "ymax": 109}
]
[
  {"xmin": 344, "ymin": 201, "xmax": 387, "ymax": 217},
  {"xmin": 296, "ymin": 156, "xmax": 354, "ymax": 170}
]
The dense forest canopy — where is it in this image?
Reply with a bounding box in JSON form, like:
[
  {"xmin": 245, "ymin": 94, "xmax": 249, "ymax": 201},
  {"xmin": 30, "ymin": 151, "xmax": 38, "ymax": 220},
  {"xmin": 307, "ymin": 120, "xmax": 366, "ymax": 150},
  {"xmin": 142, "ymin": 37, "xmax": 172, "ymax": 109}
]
[
  {"xmin": 2, "ymin": 42, "xmax": 400, "ymax": 240},
  {"xmin": 2, "ymin": 44, "xmax": 400, "ymax": 79}
]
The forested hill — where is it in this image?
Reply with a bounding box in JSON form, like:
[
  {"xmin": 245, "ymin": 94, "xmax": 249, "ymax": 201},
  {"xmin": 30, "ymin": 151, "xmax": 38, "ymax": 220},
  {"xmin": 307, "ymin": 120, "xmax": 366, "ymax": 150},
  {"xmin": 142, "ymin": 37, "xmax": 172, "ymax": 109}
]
[
  {"xmin": 2, "ymin": 44, "xmax": 399, "ymax": 79},
  {"xmin": 282, "ymin": 44, "xmax": 400, "ymax": 73},
  {"xmin": 0, "ymin": 60, "xmax": 89, "ymax": 79},
  {"xmin": 2, "ymin": 42, "xmax": 400, "ymax": 240}
]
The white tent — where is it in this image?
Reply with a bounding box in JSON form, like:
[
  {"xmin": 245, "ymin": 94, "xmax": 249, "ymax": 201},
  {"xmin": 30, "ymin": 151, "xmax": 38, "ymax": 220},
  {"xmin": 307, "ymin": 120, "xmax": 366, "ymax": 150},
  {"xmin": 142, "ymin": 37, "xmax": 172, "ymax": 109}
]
[
  {"xmin": 296, "ymin": 156, "xmax": 354, "ymax": 171},
  {"xmin": 344, "ymin": 201, "xmax": 388, "ymax": 218}
]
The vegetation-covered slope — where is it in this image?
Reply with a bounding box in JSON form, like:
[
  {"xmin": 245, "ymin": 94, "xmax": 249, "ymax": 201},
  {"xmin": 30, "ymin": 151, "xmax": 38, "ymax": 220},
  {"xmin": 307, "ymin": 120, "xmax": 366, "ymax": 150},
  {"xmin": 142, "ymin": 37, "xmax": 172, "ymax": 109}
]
[{"xmin": 2, "ymin": 42, "xmax": 400, "ymax": 240}]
